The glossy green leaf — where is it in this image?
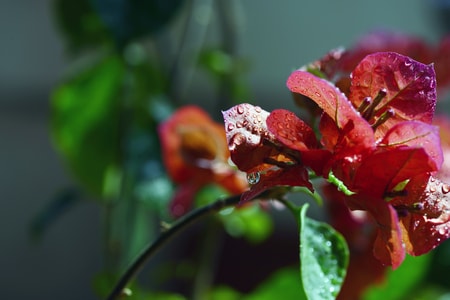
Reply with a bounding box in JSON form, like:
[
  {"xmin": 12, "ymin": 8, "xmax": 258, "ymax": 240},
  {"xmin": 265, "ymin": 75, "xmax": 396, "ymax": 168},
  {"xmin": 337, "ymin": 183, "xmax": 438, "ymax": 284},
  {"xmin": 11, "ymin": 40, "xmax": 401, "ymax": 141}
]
[
  {"xmin": 363, "ymin": 254, "xmax": 431, "ymax": 300},
  {"xmin": 91, "ymin": 0, "xmax": 186, "ymax": 46},
  {"xmin": 51, "ymin": 55, "xmax": 124, "ymax": 198},
  {"xmin": 53, "ymin": 0, "xmax": 112, "ymax": 52},
  {"xmin": 299, "ymin": 204, "xmax": 349, "ymax": 300},
  {"xmin": 244, "ymin": 267, "xmax": 306, "ymax": 300}
]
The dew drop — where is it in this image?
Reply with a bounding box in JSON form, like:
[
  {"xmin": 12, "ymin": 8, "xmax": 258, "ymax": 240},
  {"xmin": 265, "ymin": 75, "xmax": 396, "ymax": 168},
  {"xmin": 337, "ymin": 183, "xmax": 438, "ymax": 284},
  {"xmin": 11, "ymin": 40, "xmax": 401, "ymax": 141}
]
[
  {"xmin": 229, "ymin": 133, "xmax": 246, "ymax": 150},
  {"xmin": 247, "ymin": 172, "xmax": 260, "ymax": 185},
  {"xmin": 442, "ymin": 184, "xmax": 450, "ymax": 194},
  {"xmin": 237, "ymin": 105, "xmax": 244, "ymax": 114},
  {"xmin": 227, "ymin": 123, "xmax": 235, "ymax": 131}
]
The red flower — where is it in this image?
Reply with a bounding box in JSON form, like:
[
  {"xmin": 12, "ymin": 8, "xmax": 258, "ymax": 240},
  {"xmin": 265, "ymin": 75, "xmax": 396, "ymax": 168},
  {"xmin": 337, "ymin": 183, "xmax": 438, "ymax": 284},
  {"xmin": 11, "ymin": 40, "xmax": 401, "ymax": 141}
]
[
  {"xmin": 389, "ymin": 174, "xmax": 450, "ymax": 256},
  {"xmin": 433, "ymin": 115, "xmax": 450, "ymax": 182},
  {"xmin": 305, "ymin": 30, "xmax": 450, "ymax": 95},
  {"xmin": 222, "ymin": 103, "xmax": 330, "ymax": 202},
  {"xmin": 288, "ymin": 52, "xmax": 446, "ymax": 268},
  {"xmin": 324, "ymin": 184, "xmax": 386, "ymax": 300},
  {"xmin": 159, "ymin": 106, "xmax": 247, "ymax": 217}
]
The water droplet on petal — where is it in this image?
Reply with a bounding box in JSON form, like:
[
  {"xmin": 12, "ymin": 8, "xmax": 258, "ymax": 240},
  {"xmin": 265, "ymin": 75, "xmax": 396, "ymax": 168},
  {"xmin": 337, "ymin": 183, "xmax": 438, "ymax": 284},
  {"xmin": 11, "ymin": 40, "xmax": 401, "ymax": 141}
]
[
  {"xmin": 247, "ymin": 172, "xmax": 260, "ymax": 185},
  {"xmin": 442, "ymin": 184, "xmax": 450, "ymax": 194},
  {"xmin": 227, "ymin": 123, "xmax": 235, "ymax": 131},
  {"xmin": 229, "ymin": 133, "xmax": 246, "ymax": 151},
  {"xmin": 237, "ymin": 105, "xmax": 244, "ymax": 114}
]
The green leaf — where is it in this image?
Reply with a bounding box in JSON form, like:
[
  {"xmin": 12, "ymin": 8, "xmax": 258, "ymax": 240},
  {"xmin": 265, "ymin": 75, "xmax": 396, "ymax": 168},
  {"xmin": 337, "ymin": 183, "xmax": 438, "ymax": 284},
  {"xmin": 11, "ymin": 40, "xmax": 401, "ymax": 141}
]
[
  {"xmin": 198, "ymin": 48, "xmax": 251, "ymax": 102},
  {"xmin": 208, "ymin": 285, "xmax": 242, "ymax": 300},
  {"xmin": 299, "ymin": 204, "xmax": 349, "ymax": 300},
  {"xmin": 29, "ymin": 187, "xmax": 82, "ymax": 240},
  {"xmin": 51, "ymin": 55, "xmax": 124, "ymax": 198},
  {"xmin": 220, "ymin": 204, "xmax": 273, "ymax": 244},
  {"xmin": 194, "ymin": 184, "xmax": 228, "ymax": 207},
  {"xmin": 198, "ymin": 49, "xmax": 234, "ymax": 77},
  {"xmin": 194, "ymin": 185, "xmax": 273, "ymax": 243},
  {"xmin": 91, "ymin": 0, "xmax": 186, "ymax": 46},
  {"xmin": 244, "ymin": 267, "xmax": 306, "ymax": 300},
  {"xmin": 53, "ymin": 0, "xmax": 112, "ymax": 52},
  {"xmin": 363, "ymin": 254, "xmax": 431, "ymax": 300}
]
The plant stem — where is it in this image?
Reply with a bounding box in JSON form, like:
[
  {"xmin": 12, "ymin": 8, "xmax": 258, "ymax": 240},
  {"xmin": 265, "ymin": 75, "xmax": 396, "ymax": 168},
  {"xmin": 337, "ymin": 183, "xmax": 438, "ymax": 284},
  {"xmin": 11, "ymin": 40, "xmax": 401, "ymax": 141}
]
[
  {"xmin": 105, "ymin": 194, "xmax": 241, "ymax": 300},
  {"xmin": 191, "ymin": 219, "xmax": 223, "ymax": 300},
  {"xmin": 167, "ymin": 0, "xmax": 213, "ymax": 105},
  {"xmin": 276, "ymin": 197, "xmax": 300, "ymax": 217}
]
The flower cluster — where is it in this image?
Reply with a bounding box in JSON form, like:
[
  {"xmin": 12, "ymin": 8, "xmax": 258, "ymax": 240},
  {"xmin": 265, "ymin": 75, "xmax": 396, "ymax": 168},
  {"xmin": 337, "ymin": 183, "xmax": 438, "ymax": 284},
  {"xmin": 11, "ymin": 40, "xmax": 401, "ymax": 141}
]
[
  {"xmin": 158, "ymin": 106, "xmax": 248, "ymax": 217},
  {"xmin": 222, "ymin": 51, "xmax": 450, "ymax": 269}
]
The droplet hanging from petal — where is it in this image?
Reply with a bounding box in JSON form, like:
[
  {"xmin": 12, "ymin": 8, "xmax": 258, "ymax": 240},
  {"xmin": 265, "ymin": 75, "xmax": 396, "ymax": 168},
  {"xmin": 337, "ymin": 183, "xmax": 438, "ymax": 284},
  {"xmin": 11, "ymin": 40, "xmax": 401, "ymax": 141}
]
[{"xmin": 247, "ymin": 172, "xmax": 260, "ymax": 185}]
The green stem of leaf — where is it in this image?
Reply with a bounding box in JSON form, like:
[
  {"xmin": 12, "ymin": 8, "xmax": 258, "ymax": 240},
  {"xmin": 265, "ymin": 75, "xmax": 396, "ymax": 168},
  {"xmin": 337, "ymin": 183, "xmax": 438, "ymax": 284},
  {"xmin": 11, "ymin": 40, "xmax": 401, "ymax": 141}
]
[
  {"xmin": 276, "ymin": 197, "xmax": 301, "ymax": 218},
  {"xmin": 327, "ymin": 170, "xmax": 355, "ymax": 196}
]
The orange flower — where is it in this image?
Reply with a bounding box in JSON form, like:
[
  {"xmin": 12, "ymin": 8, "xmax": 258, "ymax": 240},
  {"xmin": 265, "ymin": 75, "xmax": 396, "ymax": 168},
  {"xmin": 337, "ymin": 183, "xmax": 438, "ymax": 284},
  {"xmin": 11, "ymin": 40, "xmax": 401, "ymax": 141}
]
[{"xmin": 159, "ymin": 106, "xmax": 247, "ymax": 217}]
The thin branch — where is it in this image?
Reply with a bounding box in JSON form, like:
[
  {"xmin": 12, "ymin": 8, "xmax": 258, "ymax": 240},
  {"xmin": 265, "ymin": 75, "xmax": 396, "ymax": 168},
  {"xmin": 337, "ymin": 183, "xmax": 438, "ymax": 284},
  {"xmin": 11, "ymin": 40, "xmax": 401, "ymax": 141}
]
[
  {"xmin": 167, "ymin": 0, "xmax": 214, "ymax": 105},
  {"xmin": 105, "ymin": 194, "xmax": 241, "ymax": 300}
]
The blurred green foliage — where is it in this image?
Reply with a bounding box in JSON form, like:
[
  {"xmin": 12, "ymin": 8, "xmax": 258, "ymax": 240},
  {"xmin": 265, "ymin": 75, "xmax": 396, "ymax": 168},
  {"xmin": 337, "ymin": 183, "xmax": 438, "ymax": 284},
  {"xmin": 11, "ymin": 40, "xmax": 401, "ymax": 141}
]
[
  {"xmin": 47, "ymin": 0, "xmax": 276, "ymax": 298},
  {"xmin": 51, "ymin": 55, "xmax": 124, "ymax": 197}
]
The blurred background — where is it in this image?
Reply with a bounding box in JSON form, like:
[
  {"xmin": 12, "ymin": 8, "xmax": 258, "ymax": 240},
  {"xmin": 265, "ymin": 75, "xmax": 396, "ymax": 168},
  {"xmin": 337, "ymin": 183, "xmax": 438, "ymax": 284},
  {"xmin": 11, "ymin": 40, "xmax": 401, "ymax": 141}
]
[{"xmin": 1, "ymin": 0, "xmax": 449, "ymax": 299}]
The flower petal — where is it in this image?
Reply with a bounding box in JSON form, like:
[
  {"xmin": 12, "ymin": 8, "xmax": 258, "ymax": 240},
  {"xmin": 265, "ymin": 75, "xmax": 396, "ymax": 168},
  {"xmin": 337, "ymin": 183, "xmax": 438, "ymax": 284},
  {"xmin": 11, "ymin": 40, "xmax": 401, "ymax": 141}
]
[
  {"xmin": 345, "ymin": 194, "xmax": 405, "ymax": 269},
  {"xmin": 391, "ymin": 175, "xmax": 450, "ymax": 256},
  {"xmin": 371, "ymin": 202, "xmax": 405, "ymax": 269},
  {"xmin": 241, "ymin": 166, "xmax": 312, "ymax": 202},
  {"xmin": 222, "ymin": 103, "xmax": 275, "ymax": 172},
  {"xmin": 354, "ymin": 147, "xmax": 437, "ymax": 197},
  {"xmin": 266, "ymin": 109, "xmax": 318, "ymax": 151},
  {"xmin": 287, "ymin": 70, "xmax": 375, "ymax": 149},
  {"xmin": 159, "ymin": 105, "xmax": 228, "ymax": 183},
  {"xmin": 338, "ymin": 31, "xmax": 432, "ymax": 74},
  {"xmin": 350, "ymin": 52, "xmax": 436, "ymax": 137},
  {"xmin": 380, "ymin": 120, "xmax": 443, "ymax": 171}
]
